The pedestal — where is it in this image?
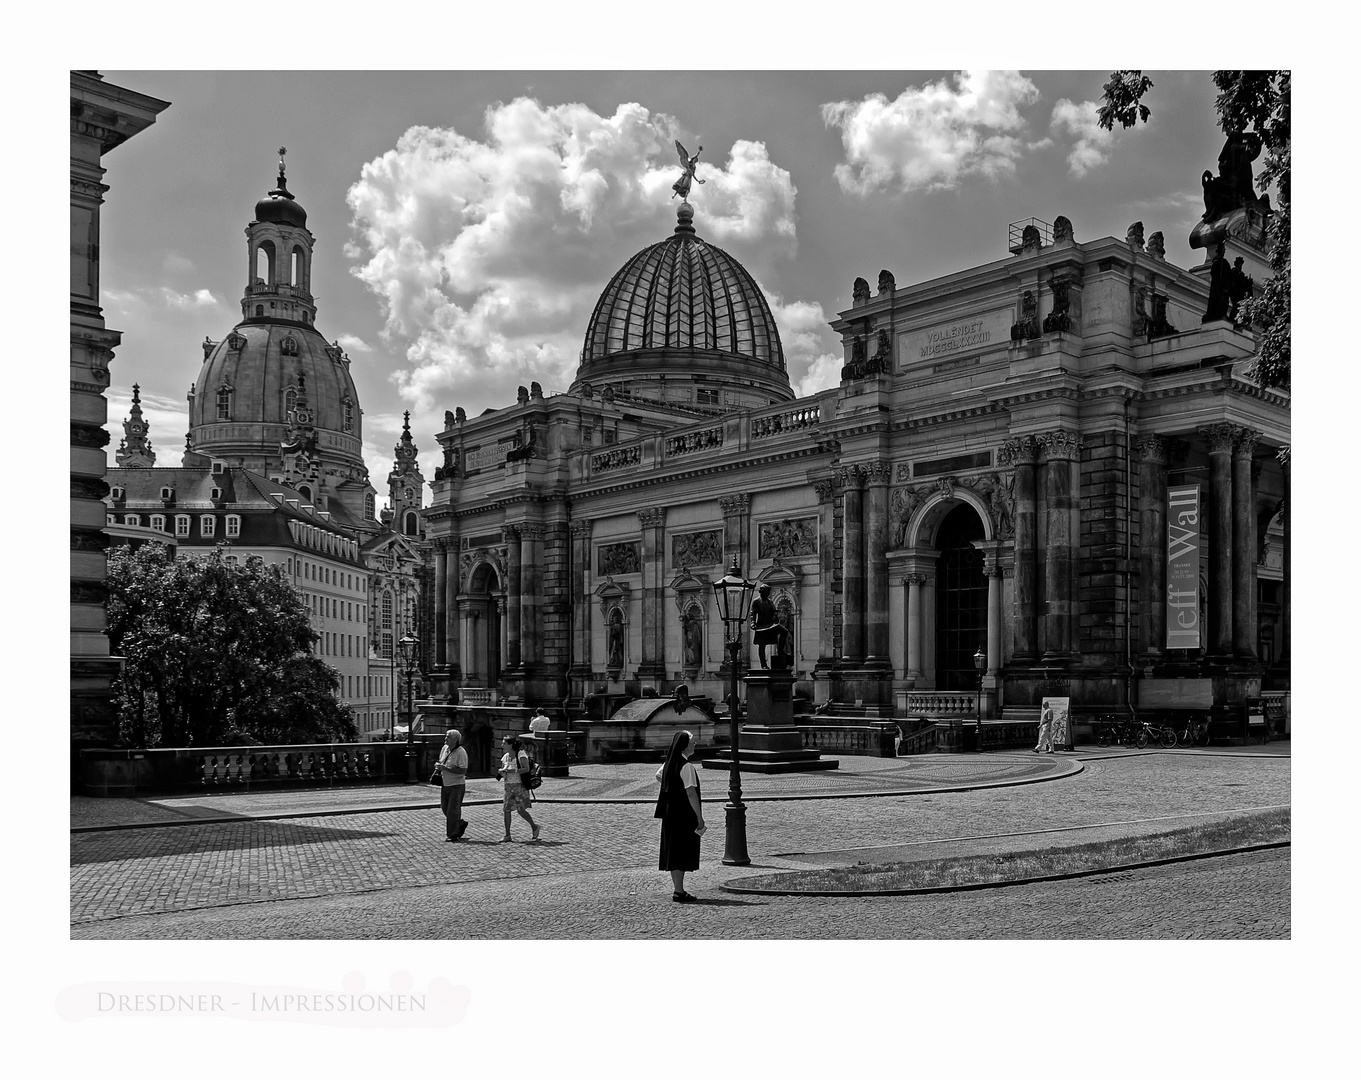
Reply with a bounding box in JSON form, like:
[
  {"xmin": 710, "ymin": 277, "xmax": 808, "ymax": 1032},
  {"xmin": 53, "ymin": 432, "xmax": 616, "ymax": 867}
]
[{"xmin": 702, "ymin": 670, "xmax": 838, "ymax": 774}]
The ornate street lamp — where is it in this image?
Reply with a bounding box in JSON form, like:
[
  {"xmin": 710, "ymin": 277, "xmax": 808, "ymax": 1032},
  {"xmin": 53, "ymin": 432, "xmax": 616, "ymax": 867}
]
[
  {"xmin": 399, "ymin": 632, "xmax": 419, "ymax": 783},
  {"xmin": 712, "ymin": 556, "xmax": 756, "ymax": 866},
  {"xmin": 973, "ymin": 647, "xmax": 987, "ymax": 753}
]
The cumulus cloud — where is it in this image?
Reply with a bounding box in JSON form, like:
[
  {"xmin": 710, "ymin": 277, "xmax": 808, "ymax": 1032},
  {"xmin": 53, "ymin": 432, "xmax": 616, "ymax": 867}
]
[
  {"xmin": 105, "ymin": 285, "xmax": 223, "ymax": 313},
  {"xmin": 822, "ymin": 70, "xmax": 1040, "ymax": 195},
  {"xmin": 1049, "ymin": 99, "xmax": 1116, "ymax": 178},
  {"xmin": 345, "ymin": 99, "xmax": 801, "ymax": 416},
  {"xmin": 336, "ymin": 333, "xmax": 374, "ymax": 354},
  {"xmin": 757, "ymin": 288, "xmax": 840, "ymax": 399}
]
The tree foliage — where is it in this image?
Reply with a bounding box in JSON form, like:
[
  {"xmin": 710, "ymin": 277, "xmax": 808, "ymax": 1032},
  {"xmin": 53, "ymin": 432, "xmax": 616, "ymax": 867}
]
[
  {"xmin": 1097, "ymin": 70, "xmax": 1290, "ymax": 389},
  {"xmin": 107, "ymin": 544, "xmax": 357, "ymax": 747}
]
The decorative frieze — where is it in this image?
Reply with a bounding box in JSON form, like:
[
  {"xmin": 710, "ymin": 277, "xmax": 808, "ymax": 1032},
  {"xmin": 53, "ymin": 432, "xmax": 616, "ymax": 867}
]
[
  {"xmin": 1134, "ymin": 434, "xmax": 1167, "ymax": 464},
  {"xmin": 718, "ymin": 494, "xmax": 750, "ymax": 516},
  {"xmin": 569, "ymin": 520, "xmax": 594, "ymax": 539},
  {"xmin": 758, "ymin": 517, "xmax": 818, "ymax": 560},
  {"xmin": 637, "ymin": 508, "xmax": 666, "ymax": 529},
  {"xmin": 672, "ymin": 529, "xmax": 722, "ymax": 568},
  {"xmin": 598, "ymin": 542, "xmax": 641, "ymax": 577},
  {"xmin": 1038, "ymin": 430, "xmax": 1084, "ymax": 461}
]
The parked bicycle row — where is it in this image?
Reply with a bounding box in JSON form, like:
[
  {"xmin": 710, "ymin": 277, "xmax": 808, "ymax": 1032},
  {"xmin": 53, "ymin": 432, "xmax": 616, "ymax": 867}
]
[{"xmin": 1091, "ymin": 714, "xmax": 1211, "ymax": 750}]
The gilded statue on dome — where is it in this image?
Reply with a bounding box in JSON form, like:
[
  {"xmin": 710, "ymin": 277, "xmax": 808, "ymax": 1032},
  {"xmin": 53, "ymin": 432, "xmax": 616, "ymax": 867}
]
[{"xmin": 672, "ymin": 140, "xmax": 705, "ymax": 201}]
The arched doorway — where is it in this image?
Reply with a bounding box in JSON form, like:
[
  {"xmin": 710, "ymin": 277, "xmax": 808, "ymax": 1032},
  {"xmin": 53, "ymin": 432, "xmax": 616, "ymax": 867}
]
[
  {"xmin": 935, "ymin": 504, "xmax": 987, "ymax": 690},
  {"xmin": 467, "ymin": 563, "xmax": 503, "ymax": 687}
]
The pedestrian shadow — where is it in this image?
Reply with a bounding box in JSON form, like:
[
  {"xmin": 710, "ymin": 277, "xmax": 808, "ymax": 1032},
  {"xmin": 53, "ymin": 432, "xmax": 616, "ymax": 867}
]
[
  {"xmin": 70, "ymin": 820, "xmax": 394, "ymax": 865},
  {"xmin": 689, "ymin": 896, "xmax": 762, "ymax": 907}
]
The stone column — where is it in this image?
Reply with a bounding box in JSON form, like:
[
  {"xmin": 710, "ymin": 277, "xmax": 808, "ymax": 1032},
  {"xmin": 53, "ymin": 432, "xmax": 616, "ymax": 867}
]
[
  {"xmin": 502, "ymin": 525, "xmax": 522, "ymax": 670},
  {"xmin": 905, "ymin": 573, "xmax": 926, "ymax": 683},
  {"xmin": 985, "ymin": 556, "xmax": 1003, "ymax": 676},
  {"xmin": 520, "ymin": 525, "xmax": 544, "ymax": 668},
  {"xmin": 569, "ymin": 521, "xmax": 593, "ymax": 678},
  {"xmin": 1233, "ymin": 430, "xmax": 1260, "ymax": 658},
  {"xmin": 637, "ymin": 507, "xmax": 667, "ymax": 678},
  {"xmin": 444, "ymin": 544, "xmax": 461, "ymax": 682},
  {"xmin": 864, "ymin": 460, "xmax": 891, "ymax": 665},
  {"xmin": 839, "ymin": 465, "xmax": 866, "ymax": 664},
  {"xmin": 1202, "ymin": 424, "xmax": 1237, "ymax": 655},
  {"xmin": 496, "ymin": 595, "xmax": 509, "ymax": 679},
  {"xmin": 1135, "ymin": 435, "xmax": 1168, "ymax": 657},
  {"xmin": 812, "ymin": 479, "xmax": 837, "ymax": 670},
  {"xmin": 1000, "ymin": 436, "xmax": 1041, "ymax": 659},
  {"xmin": 1279, "ymin": 456, "xmax": 1290, "ymax": 666},
  {"xmin": 1039, "ymin": 431, "xmax": 1082, "ymax": 661},
  {"xmin": 432, "ymin": 542, "xmax": 448, "ymax": 668}
]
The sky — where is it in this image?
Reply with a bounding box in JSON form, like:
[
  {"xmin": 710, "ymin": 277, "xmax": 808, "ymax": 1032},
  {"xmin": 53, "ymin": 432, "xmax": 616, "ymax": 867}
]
[{"xmin": 97, "ymin": 68, "xmax": 1230, "ymax": 511}]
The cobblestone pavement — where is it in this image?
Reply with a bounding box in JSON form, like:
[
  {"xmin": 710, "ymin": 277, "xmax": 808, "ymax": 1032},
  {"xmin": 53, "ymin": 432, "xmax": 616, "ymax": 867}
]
[{"xmin": 71, "ymin": 750, "xmax": 1289, "ymax": 938}]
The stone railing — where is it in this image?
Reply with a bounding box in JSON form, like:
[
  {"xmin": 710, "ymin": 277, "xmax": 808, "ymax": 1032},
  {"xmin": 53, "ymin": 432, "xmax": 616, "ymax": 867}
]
[
  {"xmin": 79, "ymin": 738, "xmax": 447, "ymax": 797},
  {"xmin": 905, "ymin": 691, "xmax": 978, "ymax": 717},
  {"xmin": 665, "ymin": 426, "xmax": 723, "ymax": 458},
  {"xmin": 459, "ymin": 687, "xmax": 499, "ymax": 706},
  {"xmin": 751, "ymin": 402, "xmax": 822, "ymax": 440},
  {"xmin": 591, "ymin": 445, "xmax": 641, "ymax": 473},
  {"xmin": 797, "ymin": 723, "xmax": 897, "ymax": 757}
]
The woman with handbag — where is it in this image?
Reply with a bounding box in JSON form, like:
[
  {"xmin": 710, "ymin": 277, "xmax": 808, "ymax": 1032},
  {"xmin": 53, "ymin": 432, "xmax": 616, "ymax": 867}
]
[
  {"xmin": 435, "ymin": 729, "xmax": 469, "ymax": 841},
  {"xmin": 654, "ymin": 730, "xmax": 706, "ymax": 903},
  {"xmin": 497, "ymin": 736, "xmax": 541, "ymax": 842}
]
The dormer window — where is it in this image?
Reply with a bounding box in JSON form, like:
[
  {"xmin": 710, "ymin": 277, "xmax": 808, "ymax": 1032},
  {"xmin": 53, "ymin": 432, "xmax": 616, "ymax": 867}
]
[
  {"xmin": 210, "ymin": 487, "xmax": 223, "ymax": 501},
  {"xmin": 110, "ymin": 486, "xmax": 123, "ymax": 500},
  {"xmin": 159, "ymin": 487, "xmax": 173, "ymax": 500}
]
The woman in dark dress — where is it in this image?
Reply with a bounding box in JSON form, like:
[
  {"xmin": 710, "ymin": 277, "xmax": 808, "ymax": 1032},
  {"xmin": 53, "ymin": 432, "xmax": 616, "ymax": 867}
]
[{"xmin": 654, "ymin": 730, "xmax": 706, "ymax": 902}]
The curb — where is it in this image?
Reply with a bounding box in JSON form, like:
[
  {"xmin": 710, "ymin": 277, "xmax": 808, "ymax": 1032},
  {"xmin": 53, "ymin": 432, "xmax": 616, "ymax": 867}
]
[
  {"xmin": 717, "ymin": 839, "xmax": 1291, "ymax": 898},
  {"xmin": 70, "ymin": 761, "xmax": 1083, "ymax": 834}
]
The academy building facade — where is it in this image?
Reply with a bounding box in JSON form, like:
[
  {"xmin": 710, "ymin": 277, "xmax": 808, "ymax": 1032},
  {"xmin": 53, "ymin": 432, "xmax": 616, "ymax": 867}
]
[{"xmin": 421, "ymin": 161, "xmax": 1289, "ymax": 733}]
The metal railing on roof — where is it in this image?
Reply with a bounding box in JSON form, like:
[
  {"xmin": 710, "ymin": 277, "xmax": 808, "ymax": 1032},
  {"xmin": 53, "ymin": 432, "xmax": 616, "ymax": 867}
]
[{"xmin": 1008, "ymin": 217, "xmax": 1053, "ymax": 254}]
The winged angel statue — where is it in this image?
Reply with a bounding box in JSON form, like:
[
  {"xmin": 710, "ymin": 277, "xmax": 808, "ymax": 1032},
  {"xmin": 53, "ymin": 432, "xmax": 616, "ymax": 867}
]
[{"xmin": 672, "ymin": 140, "xmax": 705, "ymax": 201}]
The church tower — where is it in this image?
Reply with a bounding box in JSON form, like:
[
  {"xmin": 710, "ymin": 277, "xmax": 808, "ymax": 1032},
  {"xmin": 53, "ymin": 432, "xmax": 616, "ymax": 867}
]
[
  {"xmin": 115, "ymin": 383, "xmax": 156, "ymax": 468},
  {"xmin": 386, "ymin": 411, "xmax": 426, "ymax": 537},
  {"xmin": 187, "ymin": 150, "xmax": 378, "ymax": 530}
]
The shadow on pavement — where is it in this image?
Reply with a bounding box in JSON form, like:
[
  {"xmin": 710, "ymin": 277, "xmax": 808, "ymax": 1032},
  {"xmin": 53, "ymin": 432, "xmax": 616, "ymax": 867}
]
[{"xmin": 70, "ymin": 821, "xmax": 395, "ymax": 866}]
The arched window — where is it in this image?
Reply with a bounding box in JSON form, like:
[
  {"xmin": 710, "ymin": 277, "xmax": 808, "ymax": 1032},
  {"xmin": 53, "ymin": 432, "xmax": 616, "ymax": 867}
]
[
  {"xmin": 297, "ymin": 485, "xmax": 311, "ymax": 503},
  {"xmin": 403, "ymin": 511, "xmax": 418, "ymax": 536},
  {"xmin": 216, "ymin": 386, "xmax": 231, "ymax": 420},
  {"xmin": 343, "ymin": 399, "xmax": 354, "ymax": 432},
  {"xmin": 364, "ymin": 492, "xmax": 375, "ymax": 520},
  {"xmin": 255, "ymin": 305, "xmax": 264, "ymax": 318},
  {"xmin": 280, "ymin": 336, "xmax": 299, "ymax": 357},
  {"xmin": 284, "ymin": 387, "xmax": 297, "ymax": 419},
  {"xmin": 290, "ymin": 248, "xmax": 302, "ymax": 286},
  {"xmin": 124, "ymin": 514, "xmax": 140, "ymax": 527},
  {"xmin": 255, "ymin": 240, "xmax": 276, "ymax": 286}
]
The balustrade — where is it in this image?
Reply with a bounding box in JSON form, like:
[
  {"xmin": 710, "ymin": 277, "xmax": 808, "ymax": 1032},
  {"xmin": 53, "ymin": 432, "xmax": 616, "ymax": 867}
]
[
  {"xmin": 591, "ymin": 445, "xmax": 641, "ymax": 473},
  {"xmin": 751, "ymin": 403, "xmax": 821, "ymax": 440},
  {"xmin": 905, "ymin": 691, "xmax": 978, "ymax": 717},
  {"xmin": 665, "ymin": 426, "xmax": 723, "ymax": 458}
]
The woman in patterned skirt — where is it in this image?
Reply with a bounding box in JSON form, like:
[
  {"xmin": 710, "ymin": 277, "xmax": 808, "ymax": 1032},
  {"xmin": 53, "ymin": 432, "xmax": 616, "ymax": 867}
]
[{"xmin": 498, "ymin": 736, "xmax": 541, "ymax": 842}]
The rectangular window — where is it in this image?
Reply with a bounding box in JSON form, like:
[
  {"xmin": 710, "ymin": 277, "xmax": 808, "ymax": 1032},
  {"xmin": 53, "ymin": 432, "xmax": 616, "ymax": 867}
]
[
  {"xmin": 225, "ymin": 515, "xmax": 241, "ymax": 537},
  {"xmin": 176, "ymin": 516, "xmax": 190, "ymax": 537},
  {"xmin": 150, "ymin": 515, "xmax": 165, "ymax": 532},
  {"xmin": 200, "ymin": 515, "xmax": 215, "ymax": 537},
  {"xmin": 125, "ymin": 515, "xmax": 140, "ymax": 527}
]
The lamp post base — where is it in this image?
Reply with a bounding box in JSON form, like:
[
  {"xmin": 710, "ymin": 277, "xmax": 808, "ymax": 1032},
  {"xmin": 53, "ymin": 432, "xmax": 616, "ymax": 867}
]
[
  {"xmin": 405, "ymin": 749, "xmax": 419, "ymax": 784},
  {"xmin": 722, "ymin": 800, "xmax": 749, "ymax": 865}
]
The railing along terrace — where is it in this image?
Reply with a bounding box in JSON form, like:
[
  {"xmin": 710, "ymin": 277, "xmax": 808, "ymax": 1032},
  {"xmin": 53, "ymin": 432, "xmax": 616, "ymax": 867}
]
[
  {"xmin": 905, "ymin": 691, "xmax": 978, "ymax": 716},
  {"xmin": 591, "ymin": 445, "xmax": 641, "ymax": 473},
  {"xmin": 751, "ymin": 402, "xmax": 821, "ymax": 440},
  {"xmin": 78, "ymin": 739, "xmax": 446, "ymax": 796},
  {"xmin": 665, "ymin": 425, "xmax": 723, "ymax": 458},
  {"xmin": 798, "ymin": 723, "xmax": 897, "ymax": 757}
]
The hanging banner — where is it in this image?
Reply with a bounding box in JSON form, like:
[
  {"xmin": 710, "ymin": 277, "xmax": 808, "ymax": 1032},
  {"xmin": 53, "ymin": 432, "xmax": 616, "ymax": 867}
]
[{"xmin": 1166, "ymin": 483, "xmax": 1201, "ymax": 649}]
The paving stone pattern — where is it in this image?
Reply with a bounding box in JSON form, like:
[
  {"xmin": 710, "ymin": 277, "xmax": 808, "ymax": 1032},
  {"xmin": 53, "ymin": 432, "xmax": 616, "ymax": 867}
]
[{"xmin": 70, "ymin": 752, "xmax": 1289, "ymax": 939}]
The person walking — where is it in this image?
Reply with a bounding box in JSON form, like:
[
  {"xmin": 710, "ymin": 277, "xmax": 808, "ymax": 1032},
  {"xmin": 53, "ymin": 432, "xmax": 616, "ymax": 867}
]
[
  {"xmin": 497, "ymin": 736, "xmax": 541, "ymax": 842},
  {"xmin": 1033, "ymin": 704, "xmax": 1055, "ymax": 754},
  {"xmin": 654, "ymin": 730, "xmax": 706, "ymax": 902},
  {"xmin": 435, "ymin": 729, "xmax": 469, "ymax": 840}
]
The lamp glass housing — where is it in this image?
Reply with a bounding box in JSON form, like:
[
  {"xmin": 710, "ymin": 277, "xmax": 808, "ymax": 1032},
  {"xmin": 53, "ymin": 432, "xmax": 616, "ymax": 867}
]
[{"xmin": 711, "ymin": 557, "xmax": 755, "ymax": 643}]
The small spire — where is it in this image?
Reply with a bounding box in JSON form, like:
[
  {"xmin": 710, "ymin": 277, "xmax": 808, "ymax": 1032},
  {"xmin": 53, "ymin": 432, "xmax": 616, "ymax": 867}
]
[
  {"xmin": 675, "ymin": 200, "xmax": 696, "ymax": 237},
  {"xmin": 402, "ymin": 410, "xmax": 411, "ymax": 435},
  {"xmin": 269, "ymin": 145, "xmax": 294, "ymax": 200}
]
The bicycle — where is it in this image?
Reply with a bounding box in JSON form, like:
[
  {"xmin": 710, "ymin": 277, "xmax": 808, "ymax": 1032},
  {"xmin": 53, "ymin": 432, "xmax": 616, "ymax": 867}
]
[
  {"xmin": 1134, "ymin": 719, "xmax": 1178, "ymax": 749},
  {"xmin": 1176, "ymin": 715, "xmax": 1212, "ymax": 748},
  {"xmin": 1093, "ymin": 715, "xmax": 1142, "ymax": 748}
]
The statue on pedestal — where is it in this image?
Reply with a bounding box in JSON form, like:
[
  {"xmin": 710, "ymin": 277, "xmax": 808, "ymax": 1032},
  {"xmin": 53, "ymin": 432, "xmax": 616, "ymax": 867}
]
[{"xmin": 749, "ymin": 585, "xmax": 790, "ymax": 670}]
